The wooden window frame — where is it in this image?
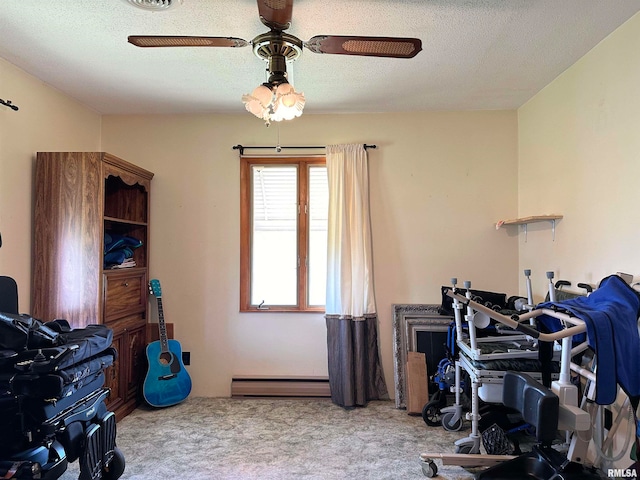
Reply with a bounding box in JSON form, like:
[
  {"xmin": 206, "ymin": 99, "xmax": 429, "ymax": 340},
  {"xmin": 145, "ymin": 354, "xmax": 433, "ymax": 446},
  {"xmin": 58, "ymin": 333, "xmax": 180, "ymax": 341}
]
[{"xmin": 240, "ymin": 156, "xmax": 326, "ymax": 313}]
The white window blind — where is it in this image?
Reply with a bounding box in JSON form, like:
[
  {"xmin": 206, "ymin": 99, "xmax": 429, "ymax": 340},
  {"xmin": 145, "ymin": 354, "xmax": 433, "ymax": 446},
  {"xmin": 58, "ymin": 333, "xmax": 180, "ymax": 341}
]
[
  {"xmin": 308, "ymin": 166, "xmax": 328, "ymax": 306},
  {"xmin": 251, "ymin": 165, "xmax": 298, "ymax": 305}
]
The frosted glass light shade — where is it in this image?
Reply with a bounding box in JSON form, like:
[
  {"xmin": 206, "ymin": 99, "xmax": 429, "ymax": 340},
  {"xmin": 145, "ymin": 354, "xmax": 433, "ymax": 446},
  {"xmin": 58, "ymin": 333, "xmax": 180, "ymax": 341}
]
[
  {"xmin": 241, "ymin": 84, "xmax": 274, "ymax": 120},
  {"xmin": 242, "ymin": 82, "xmax": 305, "ymax": 125},
  {"xmin": 253, "ymin": 85, "xmax": 273, "ymax": 105},
  {"xmin": 271, "ymin": 84, "xmax": 305, "ymax": 122}
]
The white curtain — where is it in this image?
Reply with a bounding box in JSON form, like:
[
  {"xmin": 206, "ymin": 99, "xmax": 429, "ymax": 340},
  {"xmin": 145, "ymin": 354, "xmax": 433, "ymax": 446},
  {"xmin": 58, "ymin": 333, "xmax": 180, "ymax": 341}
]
[{"xmin": 325, "ymin": 144, "xmax": 388, "ymax": 408}]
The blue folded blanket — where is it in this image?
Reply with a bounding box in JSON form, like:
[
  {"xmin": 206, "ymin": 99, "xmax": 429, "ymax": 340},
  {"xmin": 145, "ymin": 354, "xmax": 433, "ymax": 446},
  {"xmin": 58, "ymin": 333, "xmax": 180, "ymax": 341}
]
[
  {"xmin": 104, "ymin": 233, "xmax": 142, "ymax": 267},
  {"xmin": 538, "ymin": 275, "xmax": 640, "ymax": 405},
  {"xmin": 104, "ymin": 233, "xmax": 142, "ymax": 254}
]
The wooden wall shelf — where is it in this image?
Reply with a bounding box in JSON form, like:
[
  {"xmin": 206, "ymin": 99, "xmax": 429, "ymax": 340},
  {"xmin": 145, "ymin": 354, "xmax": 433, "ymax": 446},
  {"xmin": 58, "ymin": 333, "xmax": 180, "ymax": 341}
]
[{"xmin": 496, "ymin": 215, "xmax": 563, "ymax": 241}]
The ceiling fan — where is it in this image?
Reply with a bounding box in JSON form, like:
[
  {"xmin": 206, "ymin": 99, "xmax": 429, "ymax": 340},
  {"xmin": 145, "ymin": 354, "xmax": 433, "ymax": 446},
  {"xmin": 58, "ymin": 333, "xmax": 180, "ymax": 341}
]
[{"xmin": 128, "ymin": 0, "xmax": 423, "ymax": 124}]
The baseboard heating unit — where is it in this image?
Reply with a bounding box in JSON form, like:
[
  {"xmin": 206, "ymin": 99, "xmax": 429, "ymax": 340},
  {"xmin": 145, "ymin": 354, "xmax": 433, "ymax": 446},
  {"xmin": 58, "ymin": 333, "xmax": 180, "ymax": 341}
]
[{"xmin": 231, "ymin": 376, "xmax": 330, "ymax": 398}]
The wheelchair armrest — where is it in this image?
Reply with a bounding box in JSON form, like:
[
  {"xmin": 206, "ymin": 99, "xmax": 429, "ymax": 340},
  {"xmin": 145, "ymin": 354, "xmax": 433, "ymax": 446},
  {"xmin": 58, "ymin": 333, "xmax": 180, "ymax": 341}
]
[{"xmin": 558, "ymin": 404, "xmax": 591, "ymax": 431}]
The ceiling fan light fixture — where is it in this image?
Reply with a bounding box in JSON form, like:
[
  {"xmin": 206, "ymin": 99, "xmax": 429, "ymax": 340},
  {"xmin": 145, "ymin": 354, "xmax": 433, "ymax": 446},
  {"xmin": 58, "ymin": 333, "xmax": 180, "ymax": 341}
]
[
  {"xmin": 123, "ymin": 0, "xmax": 181, "ymax": 11},
  {"xmin": 242, "ymin": 81, "xmax": 305, "ymax": 126}
]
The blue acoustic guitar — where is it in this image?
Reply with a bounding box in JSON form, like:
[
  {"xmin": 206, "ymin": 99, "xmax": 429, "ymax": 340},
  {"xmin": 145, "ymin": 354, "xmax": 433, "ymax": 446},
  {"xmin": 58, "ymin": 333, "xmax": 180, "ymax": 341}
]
[{"xmin": 144, "ymin": 279, "xmax": 192, "ymax": 407}]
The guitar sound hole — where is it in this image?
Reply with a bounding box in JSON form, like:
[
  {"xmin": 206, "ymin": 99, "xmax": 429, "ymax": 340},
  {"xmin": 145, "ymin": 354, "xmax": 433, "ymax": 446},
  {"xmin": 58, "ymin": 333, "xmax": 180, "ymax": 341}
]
[{"xmin": 159, "ymin": 352, "xmax": 173, "ymax": 365}]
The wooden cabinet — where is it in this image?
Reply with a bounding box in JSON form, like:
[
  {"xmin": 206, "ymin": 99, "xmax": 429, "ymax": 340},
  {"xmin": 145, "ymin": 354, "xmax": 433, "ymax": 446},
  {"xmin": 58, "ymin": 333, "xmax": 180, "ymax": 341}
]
[
  {"xmin": 32, "ymin": 152, "xmax": 153, "ymax": 420},
  {"xmin": 104, "ymin": 331, "xmax": 125, "ymax": 410},
  {"xmin": 103, "ymin": 315, "xmax": 148, "ymax": 418}
]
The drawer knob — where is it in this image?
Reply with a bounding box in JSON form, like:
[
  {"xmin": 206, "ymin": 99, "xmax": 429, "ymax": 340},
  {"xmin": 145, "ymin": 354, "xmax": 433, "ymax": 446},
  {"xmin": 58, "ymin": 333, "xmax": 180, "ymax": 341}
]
[{"xmin": 123, "ymin": 282, "xmax": 129, "ymax": 287}]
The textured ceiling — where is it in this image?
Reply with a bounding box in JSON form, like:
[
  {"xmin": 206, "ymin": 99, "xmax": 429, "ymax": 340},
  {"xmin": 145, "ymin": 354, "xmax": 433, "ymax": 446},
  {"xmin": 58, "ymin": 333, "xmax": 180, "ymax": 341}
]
[{"xmin": 0, "ymin": 1, "xmax": 638, "ymax": 116}]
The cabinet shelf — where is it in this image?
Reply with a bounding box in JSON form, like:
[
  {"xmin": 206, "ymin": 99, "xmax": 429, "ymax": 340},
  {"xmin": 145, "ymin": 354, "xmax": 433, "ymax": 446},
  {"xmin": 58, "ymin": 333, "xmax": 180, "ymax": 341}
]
[
  {"xmin": 104, "ymin": 216, "xmax": 148, "ymax": 226},
  {"xmin": 496, "ymin": 214, "xmax": 563, "ymax": 241},
  {"xmin": 102, "ymin": 266, "xmax": 146, "ymax": 275}
]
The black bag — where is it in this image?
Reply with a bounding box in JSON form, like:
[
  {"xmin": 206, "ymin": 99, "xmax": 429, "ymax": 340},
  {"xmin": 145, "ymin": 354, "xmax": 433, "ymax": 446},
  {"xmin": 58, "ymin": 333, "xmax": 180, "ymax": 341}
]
[
  {"xmin": 0, "ymin": 312, "xmax": 28, "ymax": 350},
  {"xmin": 6, "ymin": 324, "xmax": 113, "ymax": 375},
  {"xmin": 10, "ymin": 349, "xmax": 116, "ymax": 399},
  {"xmin": 0, "ymin": 312, "xmax": 60, "ymax": 350}
]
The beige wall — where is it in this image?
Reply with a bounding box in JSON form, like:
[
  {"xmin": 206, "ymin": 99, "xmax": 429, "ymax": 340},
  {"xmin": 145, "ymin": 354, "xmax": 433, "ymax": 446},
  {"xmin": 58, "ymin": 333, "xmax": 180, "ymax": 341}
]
[
  {"xmin": 518, "ymin": 12, "xmax": 640, "ymax": 299},
  {"xmin": 101, "ymin": 111, "xmax": 519, "ymax": 397},
  {"xmin": 0, "ymin": 47, "xmax": 520, "ymax": 400},
  {"xmin": 517, "ymin": 13, "xmax": 640, "ymax": 466},
  {"xmin": 0, "ymin": 58, "xmax": 101, "ymax": 309}
]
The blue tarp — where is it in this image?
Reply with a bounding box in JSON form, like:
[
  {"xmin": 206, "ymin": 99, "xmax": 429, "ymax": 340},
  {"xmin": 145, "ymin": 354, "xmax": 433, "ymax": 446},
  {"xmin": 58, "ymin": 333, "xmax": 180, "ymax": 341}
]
[{"xmin": 538, "ymin": 275, "xmax": 640, "ymax": 405}]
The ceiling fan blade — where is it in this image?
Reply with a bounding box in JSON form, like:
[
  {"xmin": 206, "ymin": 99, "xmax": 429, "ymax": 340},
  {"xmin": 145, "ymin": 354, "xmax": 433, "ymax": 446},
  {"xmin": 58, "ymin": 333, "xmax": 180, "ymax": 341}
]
[
  {"xmin": 128, "ymin": 36, "xmax": 249, "ymax": 48},
  {"xmin": 257, "ymin": 0, "xmax": 294, "ymax": 31},
  {"xmin": 305, "ymin": 35, "xmax": 422, "ymax": 59}
]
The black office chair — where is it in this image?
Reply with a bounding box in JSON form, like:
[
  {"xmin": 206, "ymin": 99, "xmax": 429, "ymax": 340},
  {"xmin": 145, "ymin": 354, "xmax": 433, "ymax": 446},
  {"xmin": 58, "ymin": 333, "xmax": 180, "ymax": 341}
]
[
  {"xmin": 0, "ymin": 276, "xmax": 18, "ymax": 314},
  {"xmin": 476, "ymin": 372, "xmax": 604, "ymax": 480}
]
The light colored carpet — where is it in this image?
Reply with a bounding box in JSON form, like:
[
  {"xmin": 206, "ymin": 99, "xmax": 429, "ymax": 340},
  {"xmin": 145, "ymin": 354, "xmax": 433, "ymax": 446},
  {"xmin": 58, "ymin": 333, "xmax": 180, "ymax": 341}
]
[{"xmin": 60, "ymin": 397, "xmax": 478, "ymax": 480}]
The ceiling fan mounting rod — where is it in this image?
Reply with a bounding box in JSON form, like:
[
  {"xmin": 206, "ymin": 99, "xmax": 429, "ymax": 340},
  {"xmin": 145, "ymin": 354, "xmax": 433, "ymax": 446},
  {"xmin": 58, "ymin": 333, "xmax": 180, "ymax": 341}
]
[
  {"xmin": 267, "ymin": 55, "xmax": 288, "ymax": 85},
  {"xmin": 251, "ymin": 31, "xmax": 303, "ymax": 62}
]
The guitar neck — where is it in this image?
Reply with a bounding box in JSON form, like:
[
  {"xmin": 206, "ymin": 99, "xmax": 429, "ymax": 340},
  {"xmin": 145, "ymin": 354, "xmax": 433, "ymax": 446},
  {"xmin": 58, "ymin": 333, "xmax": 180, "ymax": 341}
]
[{"xmin": 156, "ymin": 297, "xmax": 170, "ymax": 353}]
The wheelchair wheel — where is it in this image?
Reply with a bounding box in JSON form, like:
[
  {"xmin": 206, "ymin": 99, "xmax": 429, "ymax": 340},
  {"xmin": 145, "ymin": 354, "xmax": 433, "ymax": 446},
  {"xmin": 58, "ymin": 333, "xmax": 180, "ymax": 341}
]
[
  {"xmin": 422, "ymin": 400, "xmax": 441, "ymax": 427},
  {"xmin": 102, "ymin": 447, "xmax": 125, "ymax": 480}
]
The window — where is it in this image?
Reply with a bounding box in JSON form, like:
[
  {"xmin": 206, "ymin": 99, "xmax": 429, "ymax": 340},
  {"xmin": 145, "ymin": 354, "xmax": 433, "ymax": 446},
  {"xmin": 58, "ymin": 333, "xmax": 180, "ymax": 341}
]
[{"xmin": 240, "ymin": 156, "xmax": 328, "ymax": 312}]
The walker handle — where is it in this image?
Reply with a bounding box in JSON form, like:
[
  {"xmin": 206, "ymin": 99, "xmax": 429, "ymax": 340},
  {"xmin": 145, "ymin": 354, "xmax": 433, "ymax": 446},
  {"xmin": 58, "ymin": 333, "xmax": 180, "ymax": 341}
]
[
  {"xmin": 577, "ymin": 283, "xmax": 593, "ymax": 293},
  {"xmin": 510, "ymin": 319, "xmax": 540, "ymax": 338}
]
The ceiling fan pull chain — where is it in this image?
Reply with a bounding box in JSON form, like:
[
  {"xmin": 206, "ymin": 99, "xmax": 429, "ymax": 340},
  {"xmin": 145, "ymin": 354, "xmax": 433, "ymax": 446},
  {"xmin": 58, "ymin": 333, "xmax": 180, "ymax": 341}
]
[{"xmin": 276, "ymin": 125, "xmax": 281, "ymax": 153}]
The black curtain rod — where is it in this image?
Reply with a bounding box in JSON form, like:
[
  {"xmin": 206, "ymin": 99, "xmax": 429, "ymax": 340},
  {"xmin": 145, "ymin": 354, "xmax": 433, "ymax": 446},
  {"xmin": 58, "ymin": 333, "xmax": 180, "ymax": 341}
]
[
  {"xmin": 232, "ymin": 144, "xmax": 377, "ymax": 155},
  {"xmin": 0, "ymin": 99, "xmax": 19, "ymax": 111}
]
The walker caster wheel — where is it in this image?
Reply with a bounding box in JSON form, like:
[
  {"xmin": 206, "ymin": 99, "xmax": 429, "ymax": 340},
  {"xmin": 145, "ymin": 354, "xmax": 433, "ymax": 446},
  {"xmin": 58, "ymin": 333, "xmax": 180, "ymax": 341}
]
[
  {"xmin": 421, "ymin": 459, "xmax": 438, "ymax": 477},
  {"xmin": 455, "ymin": 444, "xmax": 473, "ymax": 455},
  {"xmin": 441, "ymin": 412, "xmax": 463, "ymax": 432}
]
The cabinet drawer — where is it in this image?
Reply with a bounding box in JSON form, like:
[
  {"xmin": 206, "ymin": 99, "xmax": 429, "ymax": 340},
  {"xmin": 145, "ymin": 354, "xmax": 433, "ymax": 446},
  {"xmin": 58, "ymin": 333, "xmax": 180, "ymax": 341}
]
[
  {"xmin": 104, "ymin": 270, "xmax": 147, "ymax": 322},
  {"xmin": 107, "ymin": 313, "xmax": 147, "ymax": 334}
]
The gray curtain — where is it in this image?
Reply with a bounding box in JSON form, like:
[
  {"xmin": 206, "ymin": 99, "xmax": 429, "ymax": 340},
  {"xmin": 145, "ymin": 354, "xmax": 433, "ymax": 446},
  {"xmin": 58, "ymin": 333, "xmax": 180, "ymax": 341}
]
[
  {"xmin": 325, "ymin": 144, "xmax": 388, "ymax": 408},
  {"xmin": 326, "ymin": 314, "xmax": 388, "ymax": 408}
]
